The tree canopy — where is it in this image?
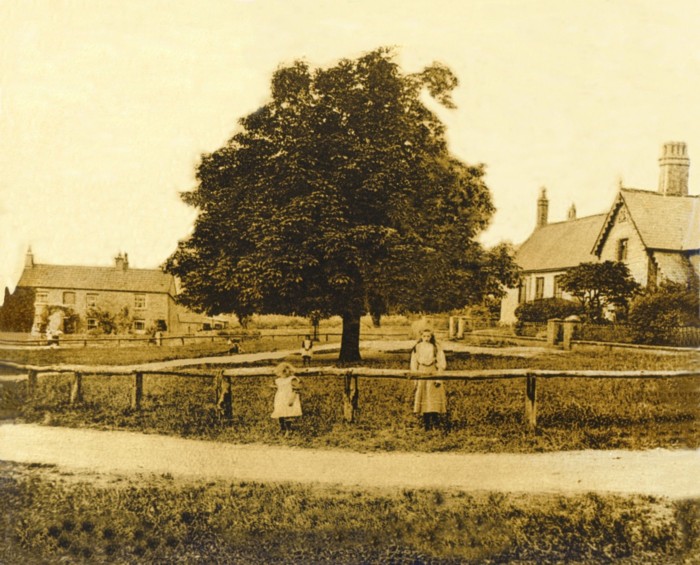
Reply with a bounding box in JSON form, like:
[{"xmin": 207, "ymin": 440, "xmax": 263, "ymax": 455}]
[
  {"xmin": 165, "ymin": 48, "xmax": 499, "ymax": 360},
  {"xmin": 558, "ymin": 261, "xmax": 640, "ymax": 322}
]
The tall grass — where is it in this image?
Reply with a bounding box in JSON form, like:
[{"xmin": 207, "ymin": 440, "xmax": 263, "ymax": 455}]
[{"xmin": 1, "ymin": 462, "xmax": 696, "ymax": 564}]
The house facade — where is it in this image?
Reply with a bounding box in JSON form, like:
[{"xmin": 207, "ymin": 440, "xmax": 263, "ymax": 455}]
[
  {"xmin": 17, "ymin": 252, "xmax": 183, "ymax": 334},
  {"xmin": 500, "ymin": 142, "xmax": 700, "ymax": 323}
]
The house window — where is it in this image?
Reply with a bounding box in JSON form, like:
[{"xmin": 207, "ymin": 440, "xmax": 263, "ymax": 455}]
[
  {"xmin": 36, "ymin": 292, "xmax": 48, "ymax": 304},
  {"xmin": 63, "ymin": 291, "xmax": 76, "ymax": 305},
  {"xmin": 86, "ymin": 293, "xmax": 98, "ymax": 308},
  {"xmin": 518, "ymin": 279, "xmax": 528, "ymax": 304},
  {"xmin": 617, "ymin": 238, "xmax": 628, "ymax": 261},
  {"xmin": 87, "ymin": 318, "xmax": 98, "ymax": 331},
  {"xmin": 535, "ymin": 277, "xmax": 545, "ymax": 300},
  {"xmin": 617, "ymin": 207, "xmax": 628, "ymax": 222},
  {"xmin": 553, "ymin": 275, "xmax": 563, "ymax": 299},
  {"xmin": 134, "ymin": 294, "xmax": 146, "ymax": 309},
  {"xmin": 133, "ymin": 319, "xmax": 146, "ymax": 332}
]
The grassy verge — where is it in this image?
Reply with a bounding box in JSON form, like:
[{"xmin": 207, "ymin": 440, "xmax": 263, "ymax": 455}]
[
  {"xmin": 7, "ymin": 349, "xmax": 699, "ymax": 452},
  {"xmin": 0, "ymin": 335, "xmax": 330, "ymax": 367},
  {"xmin": 1, "ymin": 462, "xmax": 697, "ymax": 564}
]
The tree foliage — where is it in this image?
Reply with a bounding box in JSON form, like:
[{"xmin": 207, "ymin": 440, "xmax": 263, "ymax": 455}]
[
  {"xmin": 165, "ymin": 48, "xmax": 496, "ymax": 360},
  {"xmin": 558, "ymin": 261, "xmax": 640, "ymax": 323},
  {"xmin": 0, "ymin": 287, "xmax": 35, "ymax": 332}
]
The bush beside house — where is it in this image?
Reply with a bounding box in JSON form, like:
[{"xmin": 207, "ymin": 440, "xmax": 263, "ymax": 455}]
[{"xmin": 629, "ymin": 281, "xmax": 700, "ymax": 345}]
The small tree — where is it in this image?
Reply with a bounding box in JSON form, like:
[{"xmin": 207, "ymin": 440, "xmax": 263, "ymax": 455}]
[
  {"xmin": 629, "ymin": 280, "xmax": 700, "ymax": 344},
  {"xmin": 0, "ymin": 287, "xmax": 35, "ymax": 332},
  {"xmin": 558, "ymin": 261, "xmax": 640, "ymax": 323}
]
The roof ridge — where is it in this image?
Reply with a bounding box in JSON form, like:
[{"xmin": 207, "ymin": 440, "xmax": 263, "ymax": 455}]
[
  {"xmin": 622, "ymin": 187, "xmax": 700, "ymax": 199},
  {"xmin": 536, "ymin": 213, "xmax": 606, "ymax": 228},
  {"xmin": 32, "ymin": 263, "xmax": 166, "ymax": 272}
]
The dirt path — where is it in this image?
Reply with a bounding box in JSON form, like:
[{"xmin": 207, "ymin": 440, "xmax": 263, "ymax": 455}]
[{"xmin": 1, "ymin": 423, "xmax": 698, "ymax": 498}]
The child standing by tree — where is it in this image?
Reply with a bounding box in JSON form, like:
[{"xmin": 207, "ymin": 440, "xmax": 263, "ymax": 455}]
[
  {"xmin": 410, "ymin": 328, "xmax": 447, "ymax": 431},
  {"xmin": 270, "ymin": 362, "xmax": 302, "ymax": 434},
  {"xmin": 300, "ymin": 335, "xmax": 313, "ymax": 367}
]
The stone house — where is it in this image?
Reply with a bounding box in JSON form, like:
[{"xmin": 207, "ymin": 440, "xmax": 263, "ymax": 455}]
[
  {"xmin": 500, "ymin": 142, "xmax": 700, "ymax": 323},
  {"xmin": 17, "ymin": 251, "xmax": 182, "ymax": 334}
]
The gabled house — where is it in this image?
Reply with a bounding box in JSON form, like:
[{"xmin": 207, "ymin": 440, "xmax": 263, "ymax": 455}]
[{"xmin": 500, "ymin": 142, "xmax": 700, "ymax": 323}]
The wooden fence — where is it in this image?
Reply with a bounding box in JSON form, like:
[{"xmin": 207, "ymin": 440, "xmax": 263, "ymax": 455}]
[{"xmin": 2, "ymin": 360, "xmax": 698, "ymax": 430}]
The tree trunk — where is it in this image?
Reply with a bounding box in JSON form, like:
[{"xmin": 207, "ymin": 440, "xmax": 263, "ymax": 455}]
[{"xmin": 339, "ymin": 310, "xmax": 362, "ymax": 363}]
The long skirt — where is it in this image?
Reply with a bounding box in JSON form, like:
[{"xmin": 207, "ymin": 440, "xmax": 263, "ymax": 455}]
[{"xmin": 413, "ymin": 367, "xmax": 447, "ymax": 414}]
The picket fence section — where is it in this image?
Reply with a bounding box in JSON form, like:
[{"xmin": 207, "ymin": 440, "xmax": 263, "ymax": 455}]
[{"xmin": 2, "ymin": 360, "xmax": 699, "ymax": 430}]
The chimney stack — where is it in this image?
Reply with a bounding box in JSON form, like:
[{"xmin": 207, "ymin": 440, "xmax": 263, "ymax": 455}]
[
  {"xmin": 567, "ymin": 204, "xmax": 577, "ymax": 220},
  {"xmin": 658, "ymin": 141, "xmax": 689, "ymax": 196},
  {"xmin": 25, "ymin": 247, "xmax": 34, "ymax": 268},
  {"xmin": 536, "ymin": 187, "xmax": 549, "ymax": 227},
  {"xmin": 115, "ymin": 252, "xmax": 128, "ymax": 271}
]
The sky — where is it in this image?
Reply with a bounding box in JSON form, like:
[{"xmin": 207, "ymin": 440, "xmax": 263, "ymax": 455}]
[{"xmin": 2, "ymin": 0, "xmax": 700, "ymax": 297}]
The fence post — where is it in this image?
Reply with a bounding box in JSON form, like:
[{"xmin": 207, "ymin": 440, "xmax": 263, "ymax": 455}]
[
  {"xmin": 216, "ymin": 372, "xmax": 233, "ymax": 423},
  {"xmin": 27, "ymin": 370, "xmax": 38, "ymax": 398},
  {"xmin": 213, "ymin": 370, "xmax": 223, "ymax": 404},
  {"xmin": 343, "ymin": 372, "xmax": 359, "ymax": 423},
  {"xmin": 525, "ymin": 374, "xmax": 537, "ymax": 430},
  {"xmin": 70, "ymin": 372, "xmax": 83, "ymax": 405},
  {"xmin": 131, "ymin": 372, "xmax": 143, "ymax": 410}
]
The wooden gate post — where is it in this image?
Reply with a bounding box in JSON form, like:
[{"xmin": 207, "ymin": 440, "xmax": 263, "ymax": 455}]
[
  {"xmin": 343, "ymin": 372, "xmax": 359, "ymax": 423},
  {"xmin": 70, "ymin": 372, "xmax": 83, "ymax": 405},
  {"xmin": 26, "ymin": 370, "xmax": 38, "ymax": 398},
  {"xmin": 131, "ymin": 372, "xmax": 143, "ymax": 410},
  {"xmin": 525, "ymin": 374, "xmax": 537, "ymax": 430}
]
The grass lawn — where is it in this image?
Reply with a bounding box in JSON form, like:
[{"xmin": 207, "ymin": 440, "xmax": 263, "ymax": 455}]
[
  {"xmin": 1, "ymin": 461, "xmax": 698, "ymax": 564},
  {"xmin": 5, "ymin": 346, "xmax": 699, "ymax": 453}
]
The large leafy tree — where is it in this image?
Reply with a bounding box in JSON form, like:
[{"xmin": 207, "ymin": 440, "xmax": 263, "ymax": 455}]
[
  {"xmin": 559, "ymin": 261, "xmax": 640, "ymax": 322},
  {"xmin": 166, "ymin": 48, "xmax": 495, "ymax": 361}
]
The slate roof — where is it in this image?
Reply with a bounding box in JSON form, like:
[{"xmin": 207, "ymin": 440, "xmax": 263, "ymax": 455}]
[
  {"xmin": 18, "ymin": 264, "xmax": 176, "ymax": 295},
  {"xmin": 594, "ymin": 189, "xmax": 700, "ymax": 252},
  {"xmin": 515, "ymin": 214, "xmax": 606, "ymax": 272}
]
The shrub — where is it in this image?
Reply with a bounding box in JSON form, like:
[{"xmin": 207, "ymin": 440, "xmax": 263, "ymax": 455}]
[
  {"xmin": 629, "ymin": 281, "xmax": 700, "ymax": 345},
  {"xmin": 514, "ymin": 298, "xmax": 584, "ymax": 334}
]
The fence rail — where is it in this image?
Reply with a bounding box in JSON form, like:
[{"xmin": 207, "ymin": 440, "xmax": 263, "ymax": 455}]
[{"xmin": 2, "ymin": 360, "xmax": 698, "ymax": 430}]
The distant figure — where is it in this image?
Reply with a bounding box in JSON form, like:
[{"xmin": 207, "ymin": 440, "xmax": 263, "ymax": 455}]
[
  {"xmin": 228, "ymin": 338, "xmax": 240, "ymax": 354},
  {"xmin": 46, "ymin": 329, "xmax": 60, "ymax": 348},
  {"xmin": 270, "ymin": 362, "xmax": 302, "ymax": 434},
  {"xmin": 300, "ymin": 335, "xmax": 313, "ymax": 367},
  {"xmin": 410, "ymin": 328, "xmax": 447, "ymax": 431}
]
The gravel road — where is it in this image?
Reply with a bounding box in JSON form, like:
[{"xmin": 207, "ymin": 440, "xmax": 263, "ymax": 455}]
[{"xmin": 1, "ymin": 423, "xmax": 698, "ymax": 498}]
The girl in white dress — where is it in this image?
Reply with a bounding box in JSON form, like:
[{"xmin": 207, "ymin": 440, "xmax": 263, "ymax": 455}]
[
  {"xmin": 300, "ymin": 335, "xmax": 313, "ymax": 367},
  {"xmin": 410, "ymin": 329, "xmax": 447, "ymax": 431},
  {"xmin": 270, "ymin": 362, "xmax": 302, "ymax": 433}
]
